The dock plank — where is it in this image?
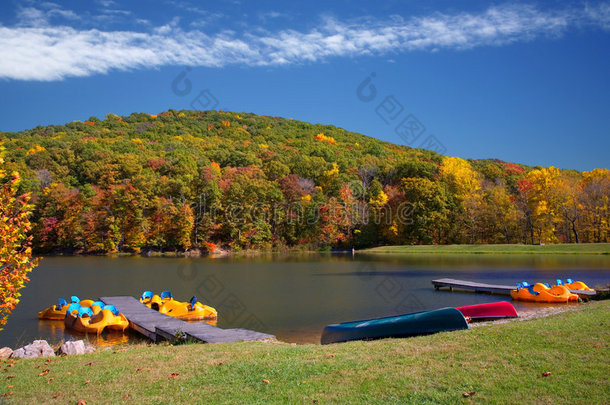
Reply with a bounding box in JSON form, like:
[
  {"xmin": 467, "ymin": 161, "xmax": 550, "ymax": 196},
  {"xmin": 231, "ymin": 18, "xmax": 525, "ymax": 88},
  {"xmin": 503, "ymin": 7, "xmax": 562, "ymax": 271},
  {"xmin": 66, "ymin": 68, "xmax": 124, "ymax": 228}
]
[{"xmin": 100, "ymin": 296, "xmax": 274, "ymax": 343}]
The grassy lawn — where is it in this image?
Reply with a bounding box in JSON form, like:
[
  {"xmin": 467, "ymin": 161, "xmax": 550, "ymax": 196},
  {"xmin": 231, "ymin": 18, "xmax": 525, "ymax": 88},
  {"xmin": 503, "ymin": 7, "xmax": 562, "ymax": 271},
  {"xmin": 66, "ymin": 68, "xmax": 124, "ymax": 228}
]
[
  {"xmin": 2, "ymin": 301, "xmax": 608, "ymax": 404},
  {"xmin": 360, "ymin": 243, "xmax": 610, "ymax": 255}
]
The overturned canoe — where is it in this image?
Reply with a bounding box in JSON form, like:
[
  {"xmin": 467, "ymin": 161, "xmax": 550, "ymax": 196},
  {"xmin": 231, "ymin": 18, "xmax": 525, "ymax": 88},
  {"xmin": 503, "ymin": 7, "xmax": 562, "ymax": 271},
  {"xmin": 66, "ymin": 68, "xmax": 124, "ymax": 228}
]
[
  {"xmin": 321, "ymin": 307, "xmax": 469, "ymax": 345},
  {"xmin": 457, "ymin": 301, "xmax": 518, "ymax": 321}
]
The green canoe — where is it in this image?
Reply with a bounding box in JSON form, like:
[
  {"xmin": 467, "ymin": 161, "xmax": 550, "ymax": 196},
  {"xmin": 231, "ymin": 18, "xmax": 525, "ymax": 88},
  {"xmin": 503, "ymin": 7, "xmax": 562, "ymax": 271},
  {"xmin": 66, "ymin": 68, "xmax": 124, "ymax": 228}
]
[{"xmin": 321, "ymin": 307, "xmax": 469, "ymax": 345}]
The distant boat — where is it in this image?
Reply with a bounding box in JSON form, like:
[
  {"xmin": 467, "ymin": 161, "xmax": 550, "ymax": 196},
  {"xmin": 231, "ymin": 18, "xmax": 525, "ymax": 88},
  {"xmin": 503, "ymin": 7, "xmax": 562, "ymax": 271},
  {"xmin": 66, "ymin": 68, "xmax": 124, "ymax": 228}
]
[
  {"xmin": 456, "ymin": 301, "xmax": 518, "ymax": 321},
  {"xmin": 321, "ymin": 307, "xmax": 469, "ymax": 345}
]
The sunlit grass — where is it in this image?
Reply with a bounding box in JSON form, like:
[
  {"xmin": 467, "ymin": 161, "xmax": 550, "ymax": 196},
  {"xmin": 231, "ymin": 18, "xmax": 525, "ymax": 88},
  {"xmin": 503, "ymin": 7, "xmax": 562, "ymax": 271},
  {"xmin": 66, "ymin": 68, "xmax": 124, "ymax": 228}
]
[
  {"xmin": 2, "ymin": 301, "xmax": 608, "ymax": 404},
  {"xmin": 360, "ymin": 243, "xmax": 610, "ymax": 254}
]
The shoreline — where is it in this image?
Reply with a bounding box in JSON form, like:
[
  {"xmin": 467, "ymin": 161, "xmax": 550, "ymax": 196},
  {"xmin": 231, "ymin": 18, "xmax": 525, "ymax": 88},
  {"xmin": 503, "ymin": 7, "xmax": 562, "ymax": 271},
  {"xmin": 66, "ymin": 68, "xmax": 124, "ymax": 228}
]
[
  {"xmin": 33, "ymin": 243, "xmax": 610, "ymax": 258},
  {"xmin": 358, "ymin": 243, "xmax": 610, "ymax": 255},
  {"xmin": 470, "ymin": 303, "xmax": 583, "ymax": 328},
  {"xmin": 24, "ymin": 300, "xmax": 599, "ymax": 351}
]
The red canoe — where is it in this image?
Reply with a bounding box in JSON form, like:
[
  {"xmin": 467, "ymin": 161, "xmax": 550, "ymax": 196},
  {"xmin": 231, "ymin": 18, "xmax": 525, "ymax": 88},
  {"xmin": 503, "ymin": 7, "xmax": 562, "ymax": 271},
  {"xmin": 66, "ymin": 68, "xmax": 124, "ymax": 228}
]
[{"xmin": 456, "ymin": 301, "xmax": 518, "ymax": 321}]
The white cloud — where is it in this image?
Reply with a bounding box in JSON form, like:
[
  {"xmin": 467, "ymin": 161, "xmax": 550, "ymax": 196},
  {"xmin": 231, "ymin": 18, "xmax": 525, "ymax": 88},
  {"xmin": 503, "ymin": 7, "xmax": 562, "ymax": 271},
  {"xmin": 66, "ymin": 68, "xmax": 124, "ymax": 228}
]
[
  {"xmin": 96, "ymin": 0, "xmax": 116, "ymax": 8},
  {"xmin": 48, "ymin": 8, "xmax": 79, "ymax": 20},
  {"xmin": 16, "ymin": 3, "xmax": 79, "ymax": 27},
  {"xmin": 1, "ymin": 3, "xmax": 609, "ymax": 81},
  {"xmin": 585, "ymin": 2, "xmax": 610, "ymax": 29},
  {"xmin": 16, "ymin": 7, "xmax": 49, "ymax": 27},
  {"xmin": 258, "ymin": 11, "xmax": 289, "ymax": 22}
]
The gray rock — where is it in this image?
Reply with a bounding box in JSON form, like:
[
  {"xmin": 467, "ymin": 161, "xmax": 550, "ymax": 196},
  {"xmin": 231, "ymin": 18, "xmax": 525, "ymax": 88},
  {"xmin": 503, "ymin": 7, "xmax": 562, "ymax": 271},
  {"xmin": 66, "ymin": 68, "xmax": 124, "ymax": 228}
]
[
  {"xmin": 0, "ymin": 347, "xmax": 13, "ymax": 359},
  {"xmin": 11, "ymin": 340, "xmax": 55, "ymax": 359},
  {"xmin": 59, "ymin": 340, "xmax": 95, "ymax": 356},
  {"xmin": 60, "ymin": 340, "xmax": 85, "ymax": 355}
]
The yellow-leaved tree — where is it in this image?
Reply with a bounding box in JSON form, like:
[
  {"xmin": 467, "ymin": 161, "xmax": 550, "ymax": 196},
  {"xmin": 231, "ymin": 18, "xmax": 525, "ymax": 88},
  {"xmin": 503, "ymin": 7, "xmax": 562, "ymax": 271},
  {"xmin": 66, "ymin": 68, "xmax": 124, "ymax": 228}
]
[
  {"xmin": 439, "ymin": 156, "xmax": 481, "ymax": 200},
  {"xmin": 0, "ymin": 143, "xmax": 39, "ymax": 329},
  {"xmin": 439, "ymin": 156, "xmax": 482, "ymax": 241},
  {"xmin": 524, "ymin": 167, "xmax": 562, "ymax": 244},
  {"xmin": 579, "ymin": 169, "xmax": 610, "ymax": 242}
]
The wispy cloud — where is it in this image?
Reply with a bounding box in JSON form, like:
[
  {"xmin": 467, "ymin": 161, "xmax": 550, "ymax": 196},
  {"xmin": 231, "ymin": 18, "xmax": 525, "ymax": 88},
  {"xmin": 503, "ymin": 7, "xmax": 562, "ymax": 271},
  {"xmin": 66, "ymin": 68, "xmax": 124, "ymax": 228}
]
[
  {"xmin": 96, "ymin": 0, "xmax": 116, "ymax": 8},
  {"xmin": 1, "ymin": 3, "xmax": 609, "ymax": 81},
  {"xmin": 16, "ymin": 3, "xmax": 79, "ymax": 27},
  {"xmin": 585, "ymin": 2, "xmax": 610, "ymax": 29},
  {"xmin": 258, "ymin": 11, "xmax": 290, "ymax": 22}
]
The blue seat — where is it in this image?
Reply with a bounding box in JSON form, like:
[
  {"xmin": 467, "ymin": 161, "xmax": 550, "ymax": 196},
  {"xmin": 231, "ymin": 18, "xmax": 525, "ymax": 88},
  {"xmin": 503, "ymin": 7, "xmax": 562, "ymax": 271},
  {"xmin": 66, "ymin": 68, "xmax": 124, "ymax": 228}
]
[
  {"xmin": 160, "ymin": 291, "xmax": 173, "ymax": 300},
  {"xmin": 66, "ymin": 303, "xmax": 80, "ymax": 315},
  {"xmin": 58, "ymin": 298, "xmax": 68, "ymax": 309},
  {"xmin": 103, "ymin": 305, "xmax": 119, "ymax": 316},
  {"xmin": 189, "ymin": 296, "xmax": 197, "ymax": 311},
  {"xmin": 527, "ymin": 286, "xmax": 540, "ymax": 296},
  {"xmin": 141, "ymin": 291, "xmax": 153, "ymax": 300},
  {"xmin": 70, "ymin": 295, "xmax": 80, "ymax": 303},
  {"xmin": 522, "ymin": 281, "xmax": 531, "ymax": 288},
  {"xmin": 566, "ymin": 278, "xmax": 574, "ymax": 284},
  {"xmin": 544, "ymin": 283, "xmax": 551, "ymax": 288},
  {"xmin": 556, "ymin": 279, "xmax": 564, "ymax": 285},
  {"xmin": 92, "ymin": 301, "xmax": 105, "ymax": 308},
  {"xmin": 515, "ymin": 282, "xmax": 523, "ymax": 289},
  {"xmin": 78, "ymin": 306, "xmax": 93, "ymax": 318}
]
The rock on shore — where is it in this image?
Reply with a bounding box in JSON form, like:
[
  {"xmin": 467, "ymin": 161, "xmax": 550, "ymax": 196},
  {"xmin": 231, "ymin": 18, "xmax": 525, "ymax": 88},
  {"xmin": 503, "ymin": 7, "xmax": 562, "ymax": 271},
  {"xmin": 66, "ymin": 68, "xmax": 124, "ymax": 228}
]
[
  {"xmin": 0, "ymin": 347, "xmax": 13, "ymax": 359},
  {"xmin": 60, "ymin": 340, "xmax": 95, "ymax": 355},
  {"xmin": 8, "ymin": 339, "xmax": 96, "ymax": 358},
  {"xmin": 11, "ymin": 340, "xmax": 55, "ymax": 358}
]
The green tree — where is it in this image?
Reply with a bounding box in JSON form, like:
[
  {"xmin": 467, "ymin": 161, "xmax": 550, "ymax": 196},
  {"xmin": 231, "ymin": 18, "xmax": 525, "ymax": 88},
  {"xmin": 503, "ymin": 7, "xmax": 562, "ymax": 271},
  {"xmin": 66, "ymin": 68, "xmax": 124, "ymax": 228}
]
[{"xmin": 400, "ymin": 177, "xmax": 449, "ymax": 244}]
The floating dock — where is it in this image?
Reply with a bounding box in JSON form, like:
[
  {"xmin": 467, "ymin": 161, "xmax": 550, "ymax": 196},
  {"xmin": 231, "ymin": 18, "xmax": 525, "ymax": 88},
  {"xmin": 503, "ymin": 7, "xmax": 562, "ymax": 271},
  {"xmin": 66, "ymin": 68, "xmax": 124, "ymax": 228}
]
[
  {"xmin": 431, "ymin": 278, "xmax": 597, "ymax": 297},
  {"xmin": 100, "ymin": 296, "xmax": 275, "ymax": 343}
]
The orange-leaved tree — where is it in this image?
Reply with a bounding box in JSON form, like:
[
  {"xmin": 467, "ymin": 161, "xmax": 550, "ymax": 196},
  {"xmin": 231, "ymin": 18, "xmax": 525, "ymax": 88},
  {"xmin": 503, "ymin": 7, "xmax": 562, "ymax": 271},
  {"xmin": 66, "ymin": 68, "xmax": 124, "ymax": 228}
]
[{"xmin": 0, "ymin": 143, "xmax": 39, "ymax": 329}]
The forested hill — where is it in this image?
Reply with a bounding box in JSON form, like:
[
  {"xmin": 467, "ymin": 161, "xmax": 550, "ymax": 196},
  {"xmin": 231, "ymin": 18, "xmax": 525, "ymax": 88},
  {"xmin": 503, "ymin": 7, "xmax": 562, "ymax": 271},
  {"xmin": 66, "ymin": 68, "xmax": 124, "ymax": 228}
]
[{"xmin": 1, "ymin": 109, "xmax": 608, "ymax": 253}]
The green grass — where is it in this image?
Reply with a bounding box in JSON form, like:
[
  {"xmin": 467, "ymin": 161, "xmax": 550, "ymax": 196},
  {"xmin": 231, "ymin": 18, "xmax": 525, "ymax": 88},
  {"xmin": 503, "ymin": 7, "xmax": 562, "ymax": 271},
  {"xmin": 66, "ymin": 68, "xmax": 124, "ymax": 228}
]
[
  {"xmin": 359, "ymin": 243, "xmax": 610, "ymax": 255},
  {"xmin": 2, "ymin": 301, "xmax": 609, "ymax": 404}
]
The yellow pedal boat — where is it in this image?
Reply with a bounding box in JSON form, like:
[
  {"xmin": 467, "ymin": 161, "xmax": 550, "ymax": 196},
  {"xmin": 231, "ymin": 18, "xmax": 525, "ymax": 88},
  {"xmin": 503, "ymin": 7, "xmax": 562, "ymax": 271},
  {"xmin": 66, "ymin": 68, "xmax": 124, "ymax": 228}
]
[
  {"xmin": 532, "ymin": 282, "xmax": 579, "ymax": 302},
  {"xmin": 140, "ymin": 291, "xmax": 218, "ymax": 321},
  {"xmin": 510, "ymin": 282, "xmax": 577, "ymax": 303},
  {"xmin": 64, "ymin": 303, "xmax": 129, "ymax": 334},
  {"xmin": 555, "ymin": 279, "xmax": 594, "ymax": 291},
  {"xmin": 39, "ymin": 296, "xmax": 96, "ymax": 320}
]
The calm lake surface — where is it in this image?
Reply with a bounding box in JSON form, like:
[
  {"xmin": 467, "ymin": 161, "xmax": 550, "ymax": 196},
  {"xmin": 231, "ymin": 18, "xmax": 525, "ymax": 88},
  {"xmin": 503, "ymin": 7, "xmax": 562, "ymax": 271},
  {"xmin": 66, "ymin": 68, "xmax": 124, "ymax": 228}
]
[{"xmin": 2, "ymin": 253, "xmax": 609, "ymax": 347}]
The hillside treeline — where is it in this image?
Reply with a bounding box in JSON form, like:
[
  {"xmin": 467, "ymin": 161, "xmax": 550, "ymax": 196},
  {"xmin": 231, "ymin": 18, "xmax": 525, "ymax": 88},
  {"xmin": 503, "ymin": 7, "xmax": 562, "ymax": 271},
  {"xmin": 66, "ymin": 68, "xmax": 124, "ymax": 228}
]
[{"xmin": 1, "ymin": 110, "xmax": 608, "ymax": 253}]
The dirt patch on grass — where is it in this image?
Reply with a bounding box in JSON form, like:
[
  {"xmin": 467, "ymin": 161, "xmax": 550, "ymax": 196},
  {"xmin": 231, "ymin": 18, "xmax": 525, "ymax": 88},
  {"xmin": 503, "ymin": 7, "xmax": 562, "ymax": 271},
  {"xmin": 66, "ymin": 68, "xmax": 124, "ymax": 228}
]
[{"xmin": 471, "ymin": 302, "xmax": 586, "ymax": 328}]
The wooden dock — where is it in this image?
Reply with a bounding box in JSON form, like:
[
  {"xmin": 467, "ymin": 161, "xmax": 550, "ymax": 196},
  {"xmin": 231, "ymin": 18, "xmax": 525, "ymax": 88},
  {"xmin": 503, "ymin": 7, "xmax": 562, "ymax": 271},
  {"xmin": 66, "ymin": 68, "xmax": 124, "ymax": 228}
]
[
  {"xmin": 431, "ymin": 278, "xmax": 597, "ymax": 297},
  {"xmin": 100, "ymin": 296, "xmax": 275, "ymax": 343}
]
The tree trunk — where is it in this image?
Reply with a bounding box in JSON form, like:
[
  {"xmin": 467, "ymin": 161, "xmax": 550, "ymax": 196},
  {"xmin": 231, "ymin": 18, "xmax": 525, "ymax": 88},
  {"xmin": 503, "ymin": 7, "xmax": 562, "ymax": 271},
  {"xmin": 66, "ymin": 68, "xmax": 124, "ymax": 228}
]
[
  {"xmin": 502, "ymin": 225, "xmax": 511, "ymax": 244},
  {"xmin": 571, "ymin": 220, "xmax": 580, "ymax": 243}
]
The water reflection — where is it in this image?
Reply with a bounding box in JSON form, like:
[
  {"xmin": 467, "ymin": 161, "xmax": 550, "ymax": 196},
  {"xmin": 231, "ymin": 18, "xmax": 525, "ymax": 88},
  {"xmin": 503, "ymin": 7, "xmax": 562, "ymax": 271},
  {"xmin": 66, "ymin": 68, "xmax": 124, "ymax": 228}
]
[
  {"xmin": 1, "ymin": 254, "xmax": 608, "ymax": 348},
  {"xmin": 37, "ymin": 320, "xmax": 132, "ymax": 347}
]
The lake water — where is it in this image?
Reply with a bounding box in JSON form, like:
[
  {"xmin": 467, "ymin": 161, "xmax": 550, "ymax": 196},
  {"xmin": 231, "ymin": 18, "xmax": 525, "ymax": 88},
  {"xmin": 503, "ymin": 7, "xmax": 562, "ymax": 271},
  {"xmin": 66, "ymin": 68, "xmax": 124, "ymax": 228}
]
[{"xmin": 2, "ymin": 253, "xmax": 609, "ymax": 348}]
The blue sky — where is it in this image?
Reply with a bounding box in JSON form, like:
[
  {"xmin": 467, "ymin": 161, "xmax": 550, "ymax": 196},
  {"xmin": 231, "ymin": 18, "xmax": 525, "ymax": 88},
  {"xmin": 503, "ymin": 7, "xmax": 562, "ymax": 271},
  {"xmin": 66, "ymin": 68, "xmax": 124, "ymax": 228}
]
[{"xmin": 1, "ymin": 1, "xmax": 609, "ymax": 170}]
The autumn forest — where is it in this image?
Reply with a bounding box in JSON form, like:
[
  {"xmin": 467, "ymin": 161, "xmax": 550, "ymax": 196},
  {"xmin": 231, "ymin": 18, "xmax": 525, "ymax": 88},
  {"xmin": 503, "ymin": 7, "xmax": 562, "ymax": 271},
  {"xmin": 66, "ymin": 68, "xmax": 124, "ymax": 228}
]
[{"xmin": 1, "ymin": 110, "xmax": 608, "ymax": 254}]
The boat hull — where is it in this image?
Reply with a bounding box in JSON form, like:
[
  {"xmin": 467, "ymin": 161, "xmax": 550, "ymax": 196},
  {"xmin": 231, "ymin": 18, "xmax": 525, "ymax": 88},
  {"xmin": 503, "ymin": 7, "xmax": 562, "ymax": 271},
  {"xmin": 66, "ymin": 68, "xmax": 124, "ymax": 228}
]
[
  {"xmin": 321, "ymin": 307, "xmax": 469, "ymax": 345},
  {"xmin": 64, "ymin": 308, "xmax": 129, "ymax": 335},
  {"xmin": 456, "ymin": 301, "xmax": 518, "ymax": 320}
]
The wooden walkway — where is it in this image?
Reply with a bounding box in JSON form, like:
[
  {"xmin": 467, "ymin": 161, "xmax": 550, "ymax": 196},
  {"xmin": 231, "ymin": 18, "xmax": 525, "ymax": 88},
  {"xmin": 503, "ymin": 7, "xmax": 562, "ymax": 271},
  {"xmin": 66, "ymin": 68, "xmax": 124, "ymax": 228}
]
[
  {"xmin": 431, "ymin": 278, "xmax": 597, "ymax": 297},
  {"xmin": 100, "ymin": 296, "xmax": 275, "ymax": 343}
]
